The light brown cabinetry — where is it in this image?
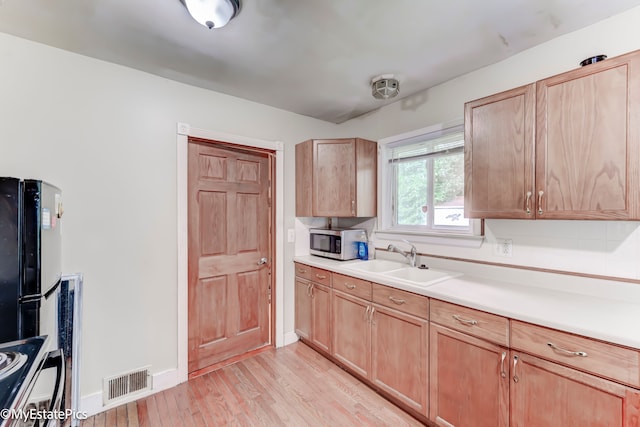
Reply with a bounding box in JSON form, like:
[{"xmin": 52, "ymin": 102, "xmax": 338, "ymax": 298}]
[
  {"xmin": 509, "ymin": 320, "xmax": 640, "ymax": 426},
  {"xmin": 295, "ymin": 138, "xmax": 377, "ymax": 217},
  {"xmin": 465, "ymin": 49, "xmax": 640, "ymax": 219},
  {"xmin": 536, "ymin": 52, "xmax": 640, "ymax": 219},
  {"xmin": 429, "ymin": 300, "xmax": 510, "ymax": 426},
  {"xmin": 371, "ymin": 284, "xmax": 429, "ymax": 415},
  {"xmin": 331, "ymin": 278, "xmax": 429, "ymax": 417},
  {"xmin": 332, "ymin": 289, "xmax": 371, "ymax": 377},
  {"xmin": 464, "ymin": 84, "xmax": 535, "ymax": 219},
  {"xmin": 509, "ymin": 352, "xmax": 639, "ymax": 426},
  {"xmin": 294, "ymin": 263, "xmax": 332, "ymax": 354}
]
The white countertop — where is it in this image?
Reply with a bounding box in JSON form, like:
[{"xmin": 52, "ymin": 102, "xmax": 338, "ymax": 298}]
[{"xmin": 294, "ymin": 255, "xmax": 640, "ymax": 350}]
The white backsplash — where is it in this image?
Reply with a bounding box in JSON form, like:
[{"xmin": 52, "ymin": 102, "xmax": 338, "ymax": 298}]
[{"xmin": 374, "ymin": 219, "xmax": 640, "ymax": 282}]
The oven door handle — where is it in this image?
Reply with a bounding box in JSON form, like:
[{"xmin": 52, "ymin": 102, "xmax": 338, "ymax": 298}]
[{"xmin": 42, "ymin": 348, "xmax": 65, "ymax": 425}]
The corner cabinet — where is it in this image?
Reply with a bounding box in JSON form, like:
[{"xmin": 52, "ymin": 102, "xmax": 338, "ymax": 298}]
[
  {"xmin": 295, "ymin": 138, "xmax": 377, "ymax": 217},
  {"xmin": 465, "ymin": 49, "xmax": 640, "ymax": 220}
]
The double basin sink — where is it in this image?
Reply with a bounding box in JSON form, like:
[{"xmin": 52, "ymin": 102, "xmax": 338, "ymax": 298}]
[{"xmin": 341, "ymin": 259, "xmax": 462, "ymax": 287}]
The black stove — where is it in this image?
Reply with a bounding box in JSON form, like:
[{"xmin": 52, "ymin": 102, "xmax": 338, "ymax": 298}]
[{"xmin": 0, "ymin": 336, "xmax": 48, "ymax": 414}]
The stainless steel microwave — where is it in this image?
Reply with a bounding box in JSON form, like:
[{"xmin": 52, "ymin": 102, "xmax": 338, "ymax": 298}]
[{"xmin": 309, "ymin": 228, "xmax": 364, "ymax": 260}]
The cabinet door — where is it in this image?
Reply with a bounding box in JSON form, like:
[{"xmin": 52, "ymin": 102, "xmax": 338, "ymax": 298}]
[
  {"xmin": 332, "ymin": 290, "xmax": 370, "ymax": 378},
  {"xmin": 464, "ymin": 84, "xmax": 536, "ymax": 219},
  {"xmin": 313, "ymin": 139, "xmax": 356, "ymax": 217},
  {"xmin": 371, "ymin": 304, "xmax": 429, "ymax": 416},
  {"xmin": 294, "ymin": 279, "xmax": 312, "ymax": 340},
  {"xmin": 510, "ymin": 351, "xmax": 640, "ymax": 426},
  {"xmin": 310, "ymin": 283, "xmax": 331, "ymax": 354},
  {"xmin": 430, "ymin": 324, "xmax": 509, "ymax": 427},
  {"xmin": 536, "ymin": 52, "xmax": 640, "ymax": 219},
  {"xmin": 295, "ymin": 141, "xmax": 313, "ymax": 216}
]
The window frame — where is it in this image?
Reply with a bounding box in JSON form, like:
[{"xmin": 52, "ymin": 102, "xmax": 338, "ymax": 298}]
[{"xmin": 377, "ymin": 121, "xmax": 483, "ymax": 247}]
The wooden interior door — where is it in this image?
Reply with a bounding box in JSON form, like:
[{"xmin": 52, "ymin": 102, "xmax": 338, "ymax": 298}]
[{"xmin": 188, "ymin": 138, "xmax": 272, "ymax": 373}]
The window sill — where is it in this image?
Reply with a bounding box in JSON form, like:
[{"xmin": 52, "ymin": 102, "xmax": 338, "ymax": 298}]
[{"xmin": 375, "ymin": 229, "xmax": 485, "ymax": 249}]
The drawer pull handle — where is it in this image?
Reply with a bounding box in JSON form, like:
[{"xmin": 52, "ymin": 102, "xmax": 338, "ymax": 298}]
[
  {"xmin": 315, "ymin": 274, "xmax": 327, "ymax": 280},
  {"xmin": 513, "ymin": 355, "xmax": 519, "ymax": 383},
  {"xmin": 370, "ymin": 306, "xmax": 376, "ymax": 325},
  {"xmin": 547, "ymin": 342, "xmax": 588, "ymax": 358},
  {"xmin": 344, "ymin": 283, "xmax": 356, "ymax": 290},
  {"xmin": 388, "ymin": 296, "xmax": 406, "ymax": 305},
  {"xmin": 298, "ymin": 268, "xmax": 307, "ymax": 274},
  {"xmin": 365, "ymin": 306, "xmax": 371, "ymax": 321},
  {"xmin": 452, "ymin": 314, "xmax": 478, "ymax": 326},
  {"xmin": 500, "ymin": 352, "xmax": 507, "ymax": 378}
]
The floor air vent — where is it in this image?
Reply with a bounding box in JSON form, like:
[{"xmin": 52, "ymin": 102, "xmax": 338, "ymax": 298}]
[{"xmin": 103, "ymin": 366, "xmax": 152, "ymax": 405}]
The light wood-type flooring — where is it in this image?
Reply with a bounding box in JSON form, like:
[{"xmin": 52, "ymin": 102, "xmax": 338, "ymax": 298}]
[{"xmin": 80, "ymin": 342, "xmax": 425, "ymax": 426}]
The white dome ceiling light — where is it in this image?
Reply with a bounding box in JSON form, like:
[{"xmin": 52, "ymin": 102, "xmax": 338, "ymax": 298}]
[
  {"xmin": 183, "ymin": 0, "xmax": 241, "ymax": 29},
  {"xmin": 371, "ymin": 74, "xmax": 400, "ymax": 100}
]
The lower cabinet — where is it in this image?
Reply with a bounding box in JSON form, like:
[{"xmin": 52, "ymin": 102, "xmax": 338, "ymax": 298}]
[
  {"xmin": 295, "ymin": 263, "xmax": 640, "ymax": 425},
  {"xmin": 510, "ymin": 351, "xmax": 640, "ymax": 426},
  {"xmin": 332, "ymin": 281, "xmax": 430, "ymax": 417},
  {"xmin": 332, "ymin": 289, "xmax": 371, "ymax": 377},
  {"xmin": 371, "ymin": 303, "xmax": 429, "ymax": 415},
  {"xmin": 294, "ymin": 277, "xmax": 331, "ymax": 354},
  {"xmin": 429, "ymin": 324, "xmax": 509, "ymax": 427}
]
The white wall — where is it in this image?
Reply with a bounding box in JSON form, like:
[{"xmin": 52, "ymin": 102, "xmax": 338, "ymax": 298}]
[
  {"xmin": 0, "ymin": 32, "xmax": 339, "ymax": 405},
  {"xmin": 340, "ymin": 6, "xmax": 640, "ymax": 282}
]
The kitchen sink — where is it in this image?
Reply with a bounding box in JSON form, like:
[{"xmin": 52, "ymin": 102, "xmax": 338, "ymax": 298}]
[
  {"xmin": 382, "ymin": 267, "xmax": 462, "ymax": 286},
  {"xmin": 343, "ymin": 259, "xmax": 408, "ymax": 273}
]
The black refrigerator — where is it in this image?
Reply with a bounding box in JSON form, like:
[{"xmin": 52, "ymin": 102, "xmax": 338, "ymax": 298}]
[{"xmin": 0, "ymin": 177, "xmax": 63, "ymax": 344}]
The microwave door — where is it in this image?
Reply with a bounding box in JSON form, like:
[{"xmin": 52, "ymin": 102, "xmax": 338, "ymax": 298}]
[{"xmin": 311, "ymin": 234, "xmax": 332, "ymax": 252}]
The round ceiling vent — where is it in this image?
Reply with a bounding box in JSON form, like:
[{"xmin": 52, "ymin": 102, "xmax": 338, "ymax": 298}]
[{"xmin": 371, "ymin": 74, "xmax": 400, "ymax": 100}]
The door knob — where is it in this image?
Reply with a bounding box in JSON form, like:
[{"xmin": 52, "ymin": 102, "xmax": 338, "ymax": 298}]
[{"xmin": 257, "ymin": 257, "xmax": 268, "ymax": 265}]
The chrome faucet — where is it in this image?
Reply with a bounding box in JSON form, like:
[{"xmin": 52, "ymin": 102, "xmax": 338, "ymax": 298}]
[{"xmin": 387, "ymin": 240, "xmax": 417, "ymax": 267}]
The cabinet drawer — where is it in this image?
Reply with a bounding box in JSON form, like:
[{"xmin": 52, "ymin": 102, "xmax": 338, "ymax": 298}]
[
  {"xmin": 295, "ymin": 263, "xmax": 332, "ymax": 287},
  {"xmin": 430, "ymin": 299, "xmax": 509, "ymax": 346},
  {"xmin": 332, "ymin": 273, "xmax": 371, "ymax": 299},
  {"xmin": 372, "ymin": 283, "xmax": 429, "ymax": 320},
  {"xmin": 511, "ymin": 320, "xmax": 640, "ymax": 388}
]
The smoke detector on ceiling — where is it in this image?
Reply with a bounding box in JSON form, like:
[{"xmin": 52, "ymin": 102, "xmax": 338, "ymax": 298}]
[{"xmin": 371, "ymin": 74, "xmax": 400, "ymax": 100}]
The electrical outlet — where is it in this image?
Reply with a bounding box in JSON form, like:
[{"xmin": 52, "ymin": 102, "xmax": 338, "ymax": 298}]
[
  {"xmin": 287, "ymin": 229, "xmax": 295, "ymax": 243},
  {"xmin": 495, "ymin": 238, "xmax": 513, "ymax": 257}
]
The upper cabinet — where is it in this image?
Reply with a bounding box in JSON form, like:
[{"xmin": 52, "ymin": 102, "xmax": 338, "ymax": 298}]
[
  {"xmin": 465, "ymin": 49, "xmax": 640, "ymax": 220},
  {"xmin": 464, "ymin": 84, "xmax": 535, "ymax": 219},
  {"xmin": 295, "ymin": 138, "xmax": 377, "ymax": 217}
]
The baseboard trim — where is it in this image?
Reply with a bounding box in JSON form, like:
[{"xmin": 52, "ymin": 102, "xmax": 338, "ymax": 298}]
[
  {"xmin": 80, "ymin": 368, "xmax": 179, "ymax": 417},
  {"xmin": 284, "ymin": 331, "xmax": 300, "ymax": 346}
]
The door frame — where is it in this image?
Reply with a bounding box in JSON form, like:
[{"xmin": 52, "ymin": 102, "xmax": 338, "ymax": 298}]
[{"xmin": 176, "ymin": 122, "xmax": 284, "ymax": 383}]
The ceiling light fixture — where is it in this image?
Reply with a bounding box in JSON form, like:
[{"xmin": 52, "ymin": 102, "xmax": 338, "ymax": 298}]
[
  {"xmin": 371, "ymin": 74, "xmax": 400, "ymax": 100},
  {"xmin": 183, "ymin": 0, "xmax": 241, "ymax": 29}
]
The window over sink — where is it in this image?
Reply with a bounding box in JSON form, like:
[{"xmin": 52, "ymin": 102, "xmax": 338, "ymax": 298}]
[{"xmin": 378, "ymin": 121, "xmax": 482, "ymax": 244}]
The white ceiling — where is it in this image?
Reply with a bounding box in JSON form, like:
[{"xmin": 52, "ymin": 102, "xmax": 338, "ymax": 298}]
[{"xmin": 1, "ymin": 0, "xmax": 639, "ymax": 123}]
